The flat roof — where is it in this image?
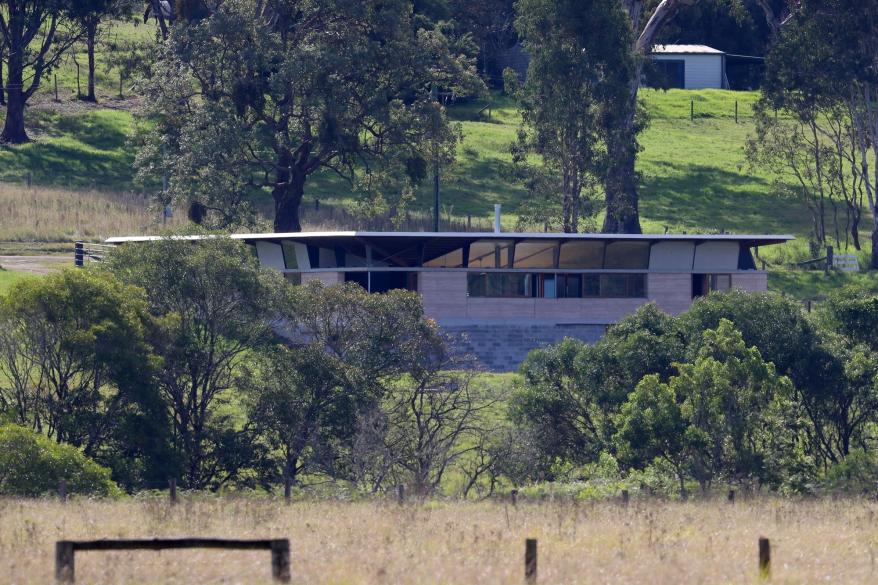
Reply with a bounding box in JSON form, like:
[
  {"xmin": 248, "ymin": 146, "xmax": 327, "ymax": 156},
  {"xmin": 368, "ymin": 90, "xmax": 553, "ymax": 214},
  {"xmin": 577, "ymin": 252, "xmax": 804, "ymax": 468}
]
[
  {"xmin": 106, "ymin": 231, "xmax": 794, "ymax": 246},
  {"xmin": 651, "ymin": 44, "xmax": 724, "ymax": 55}
]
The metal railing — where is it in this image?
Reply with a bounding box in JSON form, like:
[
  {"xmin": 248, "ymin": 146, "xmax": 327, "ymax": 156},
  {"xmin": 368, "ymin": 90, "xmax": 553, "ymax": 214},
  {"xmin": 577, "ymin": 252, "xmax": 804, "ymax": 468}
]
[{"xmin": 73, "ymin": 242, "xmax": 115, "ymax": 267}]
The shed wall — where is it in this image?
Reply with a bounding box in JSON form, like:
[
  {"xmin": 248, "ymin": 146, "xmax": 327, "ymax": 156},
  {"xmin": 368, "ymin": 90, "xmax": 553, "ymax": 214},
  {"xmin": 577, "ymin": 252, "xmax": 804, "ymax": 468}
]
[{"xmin": 651, "ymin": 54, "xmax": 723, "ymax": 89}]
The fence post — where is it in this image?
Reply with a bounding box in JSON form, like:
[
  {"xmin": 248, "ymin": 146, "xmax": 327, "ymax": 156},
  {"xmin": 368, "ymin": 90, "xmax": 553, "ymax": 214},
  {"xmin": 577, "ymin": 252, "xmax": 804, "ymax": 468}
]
[
  {"xmin": 55, "ymin": 541, "xmax": 75, "ymax": 583},
  {"xmin": 735, "ymin": 100, "xmax": 739, "ymax": 124},
  {"xmin": 525, "ymin": 538, "xmax": 537, "ymax": 583},
  {"xmin": 621, "ymin": 489, "xmax": 629, "ymax": 507},
  {"xmin": 727, "ymin": 489, "xmax": 735, "ymax": 504},
  {"xmin": 169, "ymin": 478, "xmax": 178, "ymax": 505},
  {"xmin": 270, "ymin": 539, "xmax": 291, "ymax": 583},
  {"xmin": 511, "ymin": 488, "xmax": 518, "ymax": 507},
  {"xmin": 758, "ymin": 537, "xmax": 771, "ymax": 580},
  {"xmin": 397, "ymin": 484, "xmax": 405, "ymax": 505},
  {"xmin": 74, "ymin": 242, "xmax": 84, "ymax": 268},
  {"xmin": 54, "ymin": 75, "xmax": 59, "ymax": 102},
  {"xmin": 59, "ymin": 479, "xmax": 68, "ymax": 504},
  {"xmin": 284, "ymin": 475, "xmax": 291, "ymax": 504},
  {"xmin": 691, "ymin": 99, "xmax": 694, "ymax": 121}
]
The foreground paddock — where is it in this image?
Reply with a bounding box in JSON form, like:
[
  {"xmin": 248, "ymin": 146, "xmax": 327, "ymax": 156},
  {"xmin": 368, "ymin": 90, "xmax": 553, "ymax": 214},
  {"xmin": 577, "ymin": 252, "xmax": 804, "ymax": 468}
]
[{"xmin": 1, "ymin": 497, "xmax": 876, "ymax": 584}]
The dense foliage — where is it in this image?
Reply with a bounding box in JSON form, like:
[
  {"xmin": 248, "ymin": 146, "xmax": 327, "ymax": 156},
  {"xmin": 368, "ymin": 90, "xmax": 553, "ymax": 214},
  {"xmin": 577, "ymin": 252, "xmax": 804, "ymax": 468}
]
[
  {"xmin": 3, "ymin": 237, "xmax": 878, "ymax": 499},
  {"xmin": 514, "ymin": 288, "xmax": 878, "ymax": 496},
  {"xmin": 0, "ymin": 424, "xmax": 120, "ymax": 497}
]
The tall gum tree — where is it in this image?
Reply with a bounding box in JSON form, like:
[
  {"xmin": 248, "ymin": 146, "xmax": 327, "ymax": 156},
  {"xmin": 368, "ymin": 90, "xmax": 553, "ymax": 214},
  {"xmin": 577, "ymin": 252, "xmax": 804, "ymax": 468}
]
[
  {"xmin": 0, "ymin": 0, "xmax": 81, "ymax": 143},
  {"xmin": 137, "ymin": 0, "xmax": 481, "ymax": 232},
  {"xmin": 601, "ymin": 0, "xmax": 792, "ymax": 234}
]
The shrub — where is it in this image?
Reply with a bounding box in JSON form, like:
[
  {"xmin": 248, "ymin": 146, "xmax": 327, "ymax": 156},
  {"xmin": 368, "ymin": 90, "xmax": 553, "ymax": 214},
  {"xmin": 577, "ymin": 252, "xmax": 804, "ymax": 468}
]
[{"xmin": 0, "ymin": 424, "xmax": 121, "ymax": 497}]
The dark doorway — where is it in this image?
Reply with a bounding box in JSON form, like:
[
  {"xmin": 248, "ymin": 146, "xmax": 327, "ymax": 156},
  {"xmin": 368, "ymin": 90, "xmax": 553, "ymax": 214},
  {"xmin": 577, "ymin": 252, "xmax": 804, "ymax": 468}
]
[{"xmin": 648, "ymin": 59, "xmax": 686, "ymax": 89}]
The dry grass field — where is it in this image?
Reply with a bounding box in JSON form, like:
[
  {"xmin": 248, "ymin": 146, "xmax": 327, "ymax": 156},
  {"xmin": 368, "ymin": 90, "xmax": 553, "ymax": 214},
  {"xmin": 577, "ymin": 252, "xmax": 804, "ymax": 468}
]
[
  {"xmin": 0, "ymin": 184, "xmax": 183, "ymax": 243},
  {"xmin": 2, "ymin": 497, "xmax": 877, "ymax": 584}
]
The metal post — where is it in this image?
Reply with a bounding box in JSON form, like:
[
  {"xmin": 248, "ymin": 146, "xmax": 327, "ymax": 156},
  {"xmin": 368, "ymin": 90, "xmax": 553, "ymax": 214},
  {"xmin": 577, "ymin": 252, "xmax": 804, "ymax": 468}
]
[
  {"xmin": 431, "ymin": 85, "xmax": 440, "ymax": 233},
  {"xmin": 74, "ymin": 242, "xmax": 84, "ymax": 268}
]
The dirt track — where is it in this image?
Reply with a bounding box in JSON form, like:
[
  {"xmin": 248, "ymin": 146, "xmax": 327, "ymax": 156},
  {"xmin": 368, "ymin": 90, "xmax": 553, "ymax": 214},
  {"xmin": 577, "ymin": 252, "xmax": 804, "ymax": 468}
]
[{"xmin": 0, "ymin": 255, "xmax": 69, "ymax": 274}]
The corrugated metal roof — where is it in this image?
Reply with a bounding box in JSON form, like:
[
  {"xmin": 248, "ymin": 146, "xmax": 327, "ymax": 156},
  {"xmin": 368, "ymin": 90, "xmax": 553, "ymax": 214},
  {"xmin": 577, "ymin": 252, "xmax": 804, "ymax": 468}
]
[{"xmin": 651, "ymin": 44, "xmax": 724, "ymax": 55}]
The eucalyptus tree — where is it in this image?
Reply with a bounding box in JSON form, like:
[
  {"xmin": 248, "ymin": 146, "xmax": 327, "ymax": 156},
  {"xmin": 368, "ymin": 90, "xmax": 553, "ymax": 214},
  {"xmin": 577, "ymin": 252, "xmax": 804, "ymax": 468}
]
[
  {"xmin": 511, "ymin": 0, "xmax": 634, "ymax": 233},
  {"xmin": 136, "ymin": 0, "xmax": 481, "ymax": 231},
  {"xmin": 68, "ymin": 0, "xmax": 137, "ymax": 102},
  {"xmin": 107, "ymin": 235, "xmax": 283, "ymax": 489},
  {"xmin": 0, "ymin": 0, "xmax": 83, "ymax": 143}
]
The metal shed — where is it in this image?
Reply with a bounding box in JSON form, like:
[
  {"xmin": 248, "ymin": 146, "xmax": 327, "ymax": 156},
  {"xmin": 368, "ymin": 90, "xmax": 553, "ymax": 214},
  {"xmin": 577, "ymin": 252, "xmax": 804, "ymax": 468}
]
[{"xmin": 649, "ymin": 44, "xmax": 726, "ymax": 90}]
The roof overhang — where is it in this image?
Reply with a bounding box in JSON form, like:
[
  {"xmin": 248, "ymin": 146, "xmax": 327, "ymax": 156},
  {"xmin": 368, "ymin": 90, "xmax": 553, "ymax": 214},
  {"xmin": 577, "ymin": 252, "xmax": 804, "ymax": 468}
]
[{"xmin": 106, "ymin": 231, "xmax": 794, "ymax": 248}]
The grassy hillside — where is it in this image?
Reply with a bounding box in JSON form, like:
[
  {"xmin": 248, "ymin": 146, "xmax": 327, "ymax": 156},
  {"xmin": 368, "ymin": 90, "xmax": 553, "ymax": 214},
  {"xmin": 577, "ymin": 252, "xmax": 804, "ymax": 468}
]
[{"xmin": 0, "ymin": 65, "xmax": 876, "ymax": 296}]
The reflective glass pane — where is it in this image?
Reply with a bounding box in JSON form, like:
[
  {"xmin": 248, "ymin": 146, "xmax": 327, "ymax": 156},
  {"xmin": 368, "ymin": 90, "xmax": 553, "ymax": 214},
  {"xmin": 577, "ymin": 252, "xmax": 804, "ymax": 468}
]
[
  {"xmin": 559, "ymin": 241, "xmax": 604, "ymax": 268},
  {"xmin": 514, "ymin": 241, "xmax": 557, "ymax": 269},
  {"xmin": 604, "ymin": 241, "xmax": 650, "ymax": 269}
]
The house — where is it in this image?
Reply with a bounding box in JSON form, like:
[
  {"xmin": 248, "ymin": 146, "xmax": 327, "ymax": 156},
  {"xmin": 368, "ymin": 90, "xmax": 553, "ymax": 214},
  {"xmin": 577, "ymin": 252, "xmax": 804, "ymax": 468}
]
[
  {"xmin": 649, "ymin": 44, "xmax": 727, "ymax": 90},
  {"xmin": 106, "ymin": 230, "xmax": 792, "ymax": 371}
]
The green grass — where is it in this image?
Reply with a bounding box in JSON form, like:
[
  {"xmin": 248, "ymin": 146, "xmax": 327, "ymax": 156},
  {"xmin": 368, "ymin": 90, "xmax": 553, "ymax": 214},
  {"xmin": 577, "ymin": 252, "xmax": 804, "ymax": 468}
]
[
  {"xmin": 0, "ymin": 75, "xmax": 872, "ymax": 298},
  {"xmin": 0, "ymin": 269, "xmax": 36, "ymax": 295},
  {"xmin": 0, "ymin": 109, "xmax": 136, "ymax": 191},
  {"xmin": 768, "ymin": 270, "xmax": 878, "ymax": 300}
]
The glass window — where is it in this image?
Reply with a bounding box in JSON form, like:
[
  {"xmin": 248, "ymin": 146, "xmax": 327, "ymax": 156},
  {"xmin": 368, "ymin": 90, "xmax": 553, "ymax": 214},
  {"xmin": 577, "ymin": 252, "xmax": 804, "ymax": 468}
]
[
  {"xmin": 559, "ymin": 241, "xmax": 604, "ymax": 269},
  {"xmin": 281, "ymin": 242, "xmax": 299, "ymax": 269},
  {"xmin": 542, "ymin": 274, "xmax": 558, "ymax": 299},
  {"xmin": 467, "ymin": 273, "xmax": 532, "ymax": 297},
  {"xmin": 317, "ymin": 247, "xmax": 338, "ymax": 268},
  {"xmin": 558, "ymin": 274, "xmax": 582, "ymax": 298},
  {"xmin": 424, "ymin": 248, "xmax": 464, "ymax": 268},
  {"xmin": 710, "ymin": 274, "xmax": 731, "ymax": 292},
  {"xmin": 604, "ymin": 241, "xmax": 650, "ymax": 269},
  {"xmin": 514, "ymin": 241, "xmax": 558, "ymax": 269},
  {"xmin": 469, "ymin": 240, "xmax": 513, "ymax": 268},
  {"xmin": 583, "ymin": 274, "xmax": 601, "ymax": 297}
]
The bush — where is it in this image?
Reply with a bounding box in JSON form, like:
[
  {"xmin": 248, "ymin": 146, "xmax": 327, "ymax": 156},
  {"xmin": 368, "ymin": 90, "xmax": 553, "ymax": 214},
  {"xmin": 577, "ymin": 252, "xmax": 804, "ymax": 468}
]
[{"xmin": 0, "ymin": 424, "xmax": 121, "ymax": 497}]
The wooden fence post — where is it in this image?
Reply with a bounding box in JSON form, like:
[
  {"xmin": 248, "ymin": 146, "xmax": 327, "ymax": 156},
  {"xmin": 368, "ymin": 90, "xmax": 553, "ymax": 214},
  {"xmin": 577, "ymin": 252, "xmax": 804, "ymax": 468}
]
[
  {"xmin": 169, "ymin": 478, "xmax": 178, "ymax": 505},
  {"xmin": 621, "ymin": 489, "xmax": 629, "ymax": 507},
  {"xmin": 735, "ymin": 100, "xmax": 739, "ymax": 124},
  {"xmin": 284, "ymin": 476, "xmax": 291, "ymax": 504},
  {"xmin": 727, "ymin": 489, "xmax": 735, "ymax": 503},
  {"xmin": 59, "ymin": 479, "xmax": 67, "ymax": 504},
  {"xmin": 55, "ymin": 541, "xmax": 75, "ymax": 583},
  {"xmin": 397, "ymin": 484, "xmax": 405, "ymax": 505},
  {"xmin": 525, "ymin": 538, "xmax": 537, "ymax": 583},
  {"xmin": 759, "ymin": 537, "xmax": 771, "ymax": 580},
  {"xmin": 270, "ymin": 539, "xmax": 291, "ymax": 583},
  {"xmin": 511, "ymin": 488, "xmax": 518, "ymax": 507},
  {"xmin": 690, "ymin": 99, "xmax": 694, "ymax": 121}
]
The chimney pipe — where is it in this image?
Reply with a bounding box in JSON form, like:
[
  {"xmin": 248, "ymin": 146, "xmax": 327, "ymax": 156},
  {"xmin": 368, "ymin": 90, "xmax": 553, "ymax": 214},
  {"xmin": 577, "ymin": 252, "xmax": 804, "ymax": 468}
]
[{"xmin": 494, "ymin": 204, "xmax": 501, "ymax": 233}]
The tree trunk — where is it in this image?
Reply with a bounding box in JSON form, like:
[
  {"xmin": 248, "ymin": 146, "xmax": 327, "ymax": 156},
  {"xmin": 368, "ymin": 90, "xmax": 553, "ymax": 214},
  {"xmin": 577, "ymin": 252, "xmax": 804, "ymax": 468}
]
[
  {"xmin": 274, "ymin": 178, "xmax": 304, "ymax": 232},
  {"xmin": 272, "ymin": 147, "xmax": 306, "ymax": 232},
  {"xmin": 1, "ymin": 52, "xmax": 28, "ymax": 143},
  {"xmin": 85, "ymin": 22, "xmax": 98, "ymax": 103},
  {"xmin": 0, "ymin": 51, "xmax": 5, "ymax": 106},
  {"xmin": 602, "ymin": 96, "xmax": 642, "ymax": 233},
  {"xmin": 872, "ymin": 220, "xmax": 878, "ymax": 271}
]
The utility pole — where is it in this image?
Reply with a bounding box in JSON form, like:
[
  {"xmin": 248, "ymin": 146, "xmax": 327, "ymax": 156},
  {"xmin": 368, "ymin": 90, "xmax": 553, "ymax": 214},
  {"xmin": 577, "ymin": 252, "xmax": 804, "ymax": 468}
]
[{"xmin": 431, "ymin": 84, "xmax": 440, "ymax": 232}]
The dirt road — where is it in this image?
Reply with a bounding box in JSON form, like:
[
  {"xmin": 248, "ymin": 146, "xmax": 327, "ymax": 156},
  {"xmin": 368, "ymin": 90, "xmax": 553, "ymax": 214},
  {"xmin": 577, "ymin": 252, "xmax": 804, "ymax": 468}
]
[{"xmin": 0, "ymin": 255, "xmax": 70, "ymax": 274}]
